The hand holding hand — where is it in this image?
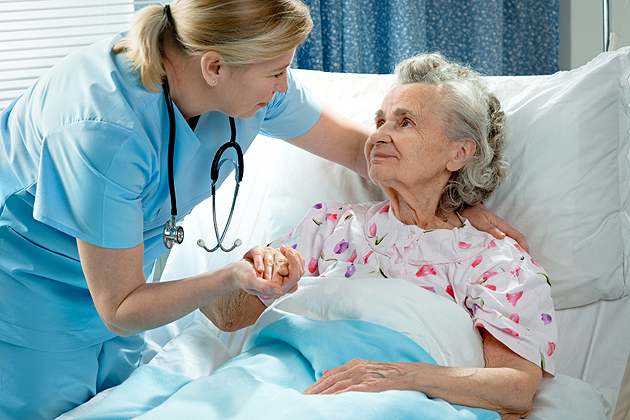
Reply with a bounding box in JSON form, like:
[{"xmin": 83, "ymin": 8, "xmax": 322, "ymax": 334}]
[{"xmin": 234, "ymin": 245, "xmax": 305, "ymax": 298}]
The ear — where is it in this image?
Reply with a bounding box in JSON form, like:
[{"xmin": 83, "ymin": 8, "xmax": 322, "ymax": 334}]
[
  {"xmin": 446, "ymin": 139, "xmax": 476, "ymax": 172},
  {"xmin": 200, "ymin": 51, "xmax": 224, "ymax": 86}
]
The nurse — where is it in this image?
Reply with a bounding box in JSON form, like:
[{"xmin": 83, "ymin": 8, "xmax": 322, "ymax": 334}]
[{"xmin": 0, "ymin": 0, "xmax": 524, "ymax": 418}]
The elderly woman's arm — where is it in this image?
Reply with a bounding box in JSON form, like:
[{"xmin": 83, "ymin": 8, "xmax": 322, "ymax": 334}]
[
  {"xmin": 303, "ymin": 329, "xmax": 542, "ymax": 420},
  {"xmin": 200, "ymin": 245, "xmax": 302, "ymax": 332},
  {"xmin": 202, "ymin": 289, "xmax": 266, "ymax": 332}
]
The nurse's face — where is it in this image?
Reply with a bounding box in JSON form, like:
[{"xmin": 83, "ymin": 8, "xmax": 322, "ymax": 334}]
[{"xmin": 215, "ymin": 50, "xmax": 294, "ymax": 119}]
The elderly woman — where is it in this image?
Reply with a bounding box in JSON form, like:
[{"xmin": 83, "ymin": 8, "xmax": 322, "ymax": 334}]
[{"xmin": 205, "ymin": 53, "xmax": 557, "ymax": 419}]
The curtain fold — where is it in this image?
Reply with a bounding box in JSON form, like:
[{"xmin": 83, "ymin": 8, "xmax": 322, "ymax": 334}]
[{"xmin": 294, "ymin": 0, "xmax": 558, "ymax": 76}]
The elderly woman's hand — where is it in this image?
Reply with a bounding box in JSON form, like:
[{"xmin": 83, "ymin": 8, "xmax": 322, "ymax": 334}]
[
  {"xmin": 239, "ymin": 245, "xmax": 305, "ymax": 297},
  {"xmin": 303, "ymin": 331, "xmax": 542, "ymax": 420},
  {"xmin": 303, "ymin": 359, "xmax": 417, "ymax": 395},
  {"xmin": 461, "ymin": 203, "xmax": 529, "ymax": 253}
]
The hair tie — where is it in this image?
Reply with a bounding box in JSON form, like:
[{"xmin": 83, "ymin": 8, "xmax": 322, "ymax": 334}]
[{"xmin": 164, "ymin": 4, "xmax": 175, "ymax": 27}]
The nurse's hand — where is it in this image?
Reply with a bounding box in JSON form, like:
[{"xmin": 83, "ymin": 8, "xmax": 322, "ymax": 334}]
[
  {"xmin": 461, "ymin": 203, "xmax": 529, "ymax": 253},
  {"xmin": 235, "ymin": 245, "xmax": 304, "ymax": 298}
]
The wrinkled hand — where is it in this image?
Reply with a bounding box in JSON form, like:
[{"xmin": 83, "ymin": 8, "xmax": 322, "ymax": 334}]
[
  {"xmin": 235, "ymin": 245, "xmax": 305, "ymax": 298},
  {"xmin": 461, "ymin": 203, "xmax": 529, "ymax": 253},
  {"xmin": 303, "ymin": 359, "xmax": 414, "ymax": 395}
]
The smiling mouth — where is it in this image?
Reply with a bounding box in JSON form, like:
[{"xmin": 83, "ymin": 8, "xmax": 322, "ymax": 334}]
[{"xmin": 371, "ymin": 151, "xmax": 396, "ymax": 160}]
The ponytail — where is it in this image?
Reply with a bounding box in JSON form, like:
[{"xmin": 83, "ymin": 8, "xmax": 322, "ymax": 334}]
[{"xmin": 114, "ymin": 0, "xmax": 312, "ymax": 93}]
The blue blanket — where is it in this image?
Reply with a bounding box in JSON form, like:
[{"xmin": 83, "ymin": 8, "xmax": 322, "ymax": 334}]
[{"xmin": 78, "ymin": 316, "xmax": 499, "ymax": 419}]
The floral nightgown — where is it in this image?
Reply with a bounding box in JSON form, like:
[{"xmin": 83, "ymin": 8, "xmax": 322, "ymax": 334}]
[{"xmin": 267, "ymin": 200, "xmax": 557, "ymax": 375}]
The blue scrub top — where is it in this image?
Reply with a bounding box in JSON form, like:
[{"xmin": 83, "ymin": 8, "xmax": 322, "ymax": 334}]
[{"xmin": 0, "ymin": 33, "xmax": 322, "ymax": 351}]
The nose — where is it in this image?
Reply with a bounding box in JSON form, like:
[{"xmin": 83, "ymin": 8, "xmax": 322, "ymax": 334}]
[{"xmin": 369, "ymin": 123, "xmax": 393, "ymax": 144}]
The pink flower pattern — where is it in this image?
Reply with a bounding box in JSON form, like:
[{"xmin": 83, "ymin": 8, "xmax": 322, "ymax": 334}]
[
  {"xmin": 472, "ymin": 255, "xmax": 483, "ymax": 267},
  {"xmin": 326, "ymin": 213, "xmax": 338, "ymax": 223},
  {"xmin": 416, "ymin": 265, "xmax": 436, "ymax": 277},
  {"xmin": 422, "ymin": 286, "xmax": 437, "ymax": 294},
  {"xmin": 506, "ymin": 291, "xmax": 524, "ymax": 306},
  {"xmin": 308, "ymin": 257, "xmax": 318, "ymax": 274},
  {"xmin": 482, "ymin": 271, "xmax": 498, "ymax": 280},
  {"xmin": 368, "ymin": 223, "xmax": 377, "ymax": 238}
]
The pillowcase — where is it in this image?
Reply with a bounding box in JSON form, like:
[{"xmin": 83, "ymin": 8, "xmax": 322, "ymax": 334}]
[
  {"xmin": 483, "ymin": 48, "xmax": 630, "ymax": 308},
  {"xmin": 263, "ymin": 48, "xmax": 630, "ymax": 309}
]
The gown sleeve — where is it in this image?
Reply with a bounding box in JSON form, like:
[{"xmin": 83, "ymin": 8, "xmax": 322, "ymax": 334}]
[{"xmin": 464, "ymin": 239, "xmax": 558, "ymax": 375}]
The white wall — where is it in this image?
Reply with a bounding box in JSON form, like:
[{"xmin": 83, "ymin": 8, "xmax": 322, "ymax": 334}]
[{"xmin": 560, "ymin": 0, "xmax": 630, "ymax": 70}]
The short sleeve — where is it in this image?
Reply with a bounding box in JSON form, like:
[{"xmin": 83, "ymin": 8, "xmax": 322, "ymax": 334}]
[
  {"xmin": 34, "ymin": 121, "xmax": 155, "ymax": 248},
  {"xmin": 259, "ymin": 69, "xmax": 322, "ymax": 140},
  {"xmin": 465, "ymin": 240, "xmax": 558, "ymax": 375}
]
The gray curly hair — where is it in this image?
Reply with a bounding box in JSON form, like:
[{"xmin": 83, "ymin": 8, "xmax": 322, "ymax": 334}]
[{"xmin": 395, "ymin": 53, "xmax": 508, "ymax": 213}]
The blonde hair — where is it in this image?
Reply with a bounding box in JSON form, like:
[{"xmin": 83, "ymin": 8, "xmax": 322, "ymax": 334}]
[
  {"xmin": 395, "ymin": 53, "xmax": 509, "ymax": 212},
  {"xmin": 113, "ymin": 0, "xmax": 313, "ymax": 92}
]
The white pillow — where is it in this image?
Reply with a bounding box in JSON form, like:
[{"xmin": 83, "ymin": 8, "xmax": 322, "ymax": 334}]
[
  {"xmin": 247, "ymin": 264, "xmax": 485, "ymax": 369},
  {"xmin": 264, "ymin": 49, "xmax": 630, "ymax": 309},
  {"xmin": 525, "ymin": 374, "xmax": 611, "ymax": 420},
  {"xmin": 483, "ymin": 48, "xmax": 630, "ymax": 308}
]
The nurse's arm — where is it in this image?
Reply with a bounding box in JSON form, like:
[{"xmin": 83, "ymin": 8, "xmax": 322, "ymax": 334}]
[
  {"xmin": 286, "ymin": 103, "xmax": 372, "ymax": 178},
  {"xmin": 76, "ymin": 240, "xmax": 301, "ymax": 336}
]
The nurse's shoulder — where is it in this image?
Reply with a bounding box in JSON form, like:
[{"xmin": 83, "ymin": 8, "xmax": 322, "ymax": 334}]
[{"xmin": 26, "ymin": 33, "xmax": 160, "ymax": 137}]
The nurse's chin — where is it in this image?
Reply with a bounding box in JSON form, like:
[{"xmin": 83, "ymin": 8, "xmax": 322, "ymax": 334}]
[{"xmin": 234, "ymin": 103, "xmax": 267, "ymax": 119}]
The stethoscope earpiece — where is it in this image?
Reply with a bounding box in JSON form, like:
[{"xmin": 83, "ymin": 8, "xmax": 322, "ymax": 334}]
[
  {"xmin": 197, "ymin": 237, "xmax": 242, "ymax": 252},
  {"xmin": 161, "ymin": 78, "xmax": 243, "ymax": 253}
]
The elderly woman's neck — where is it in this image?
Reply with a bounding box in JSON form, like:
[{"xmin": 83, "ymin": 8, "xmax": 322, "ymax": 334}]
[{"xmin": 388, "ymin": 193, "xmax": 462, "ymax": 230}]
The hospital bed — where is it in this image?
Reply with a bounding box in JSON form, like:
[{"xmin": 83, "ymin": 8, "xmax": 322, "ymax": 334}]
[{"xmin": 58, "ymin": 47, "xmax": 630, "ymax": 419}]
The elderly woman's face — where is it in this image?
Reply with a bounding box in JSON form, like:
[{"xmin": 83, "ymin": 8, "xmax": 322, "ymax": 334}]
[{"xmin": 365, "ymin": 83, "xmax": 460, "ymax": 192}]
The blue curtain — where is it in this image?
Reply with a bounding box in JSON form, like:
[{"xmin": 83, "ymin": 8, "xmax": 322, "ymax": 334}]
[{"xmin": 294, "ymin": 0, "xmax": 559, "ymax": 76}]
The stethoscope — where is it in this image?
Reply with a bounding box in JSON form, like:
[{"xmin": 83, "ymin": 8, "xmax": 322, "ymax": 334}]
[{"xmin": 161, "ymin": 79, "xmax": 244, "ymax": 252}]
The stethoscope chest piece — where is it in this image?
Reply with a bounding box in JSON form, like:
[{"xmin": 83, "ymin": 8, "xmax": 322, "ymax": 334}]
[{"xmin": 163, "ymin": 215, "xmax": 184, "ymax": 249}]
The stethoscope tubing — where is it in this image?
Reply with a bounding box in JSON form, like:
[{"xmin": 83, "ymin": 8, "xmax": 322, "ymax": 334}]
[{"xmin": 161, "ymin": 78, "xmax": 242, "ymax": 252}]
